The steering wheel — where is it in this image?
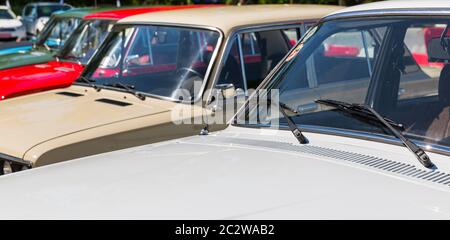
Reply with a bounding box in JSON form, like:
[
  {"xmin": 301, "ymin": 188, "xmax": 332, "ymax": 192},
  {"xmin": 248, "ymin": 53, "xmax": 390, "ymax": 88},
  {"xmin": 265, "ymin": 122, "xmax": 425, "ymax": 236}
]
[
  {"xmin": 176, "ymin": 67, "xmax": 204, "ymax": 79},
  {"xmin": 172, "ymin": 67, "xmax": 204, "ymax": 101}
]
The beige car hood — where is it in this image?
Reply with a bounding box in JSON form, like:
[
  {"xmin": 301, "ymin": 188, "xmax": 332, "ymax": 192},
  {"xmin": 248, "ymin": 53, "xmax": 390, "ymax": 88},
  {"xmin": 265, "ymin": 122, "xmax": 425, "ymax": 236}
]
[{"xmin": 0, "ymin": 86, "xmax": 173, "ymax": 159}]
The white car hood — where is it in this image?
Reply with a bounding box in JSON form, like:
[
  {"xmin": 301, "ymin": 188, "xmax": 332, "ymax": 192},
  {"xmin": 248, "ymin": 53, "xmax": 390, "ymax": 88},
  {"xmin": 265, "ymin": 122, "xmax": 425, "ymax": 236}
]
[
  {"xmin": 0, "ymin": 19, "xmax": 22, "ymax": 29},
  {"xmin": 1, "ymin": 126, "xmax": 450, "ymax": 219}
]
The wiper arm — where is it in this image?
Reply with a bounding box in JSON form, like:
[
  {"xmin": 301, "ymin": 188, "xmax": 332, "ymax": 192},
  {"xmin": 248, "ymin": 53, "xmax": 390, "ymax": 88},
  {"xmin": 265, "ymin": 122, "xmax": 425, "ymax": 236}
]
[
  {"xmin": 104, "ymin": 82, "xmax": 146, "ymax": 101},
  {"xmin": 268, "ymin": 99, "xmax": 308, "ymax": 144},
  {"xmin": 43, "ymin": 43, "xmax": 51, "ymax": 51},
  {"xmin": 316, "ymin": 99, "xmax": 433, "ymax": 168},
  {"xmin": 77, "ymin": 76, "xmax": 102, "ymax": 92}
]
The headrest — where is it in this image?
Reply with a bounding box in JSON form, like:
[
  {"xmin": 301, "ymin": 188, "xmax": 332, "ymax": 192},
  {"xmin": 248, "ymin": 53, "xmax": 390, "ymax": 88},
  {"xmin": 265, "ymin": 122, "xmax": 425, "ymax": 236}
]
[
  {"xmin": 439, "ymin": 64, "xmax": 450, "ymax": 104},
  {"xmin": 428, "ymin": 37, "xmax": 450, "ymax": 62}
]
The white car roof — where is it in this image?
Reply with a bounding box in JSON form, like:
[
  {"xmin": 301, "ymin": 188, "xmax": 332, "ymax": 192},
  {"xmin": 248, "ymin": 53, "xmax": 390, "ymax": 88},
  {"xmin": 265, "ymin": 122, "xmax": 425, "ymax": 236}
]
[{"xmin": 326, "ymin": 0, "xmax": 450, "ymax": 19}]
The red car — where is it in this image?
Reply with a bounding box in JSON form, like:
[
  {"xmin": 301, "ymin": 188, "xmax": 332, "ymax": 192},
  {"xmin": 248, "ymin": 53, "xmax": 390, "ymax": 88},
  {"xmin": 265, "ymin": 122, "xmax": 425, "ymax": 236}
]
[{"xmin": 0, "ymin": 5, "xmax": 217, "ymax": 101}]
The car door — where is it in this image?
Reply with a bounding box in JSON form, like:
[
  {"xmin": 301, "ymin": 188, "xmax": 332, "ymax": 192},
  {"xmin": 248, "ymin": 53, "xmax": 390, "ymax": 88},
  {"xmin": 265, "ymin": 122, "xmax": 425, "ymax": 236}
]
[
  {"xmin": 210, "ymin": 25, "xmax": 304, "ymax": 123},
  {"xmin": 22, "ymin": 5, "xmax": 35, "ymax": 34}
]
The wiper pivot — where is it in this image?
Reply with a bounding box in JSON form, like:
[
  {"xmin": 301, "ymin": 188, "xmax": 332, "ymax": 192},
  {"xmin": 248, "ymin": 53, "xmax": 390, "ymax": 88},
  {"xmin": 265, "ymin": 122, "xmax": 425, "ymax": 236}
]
[
  {"xmin": 77, "ymin": 76, "xmax": 102, "ymax": 92},
  {"xmin": 104, "ymin": 82, "xmax": 146, "ymax": 101},
  {"xmin": 268, "ymin": 99, "xmax": 308, "ymax": 144}
]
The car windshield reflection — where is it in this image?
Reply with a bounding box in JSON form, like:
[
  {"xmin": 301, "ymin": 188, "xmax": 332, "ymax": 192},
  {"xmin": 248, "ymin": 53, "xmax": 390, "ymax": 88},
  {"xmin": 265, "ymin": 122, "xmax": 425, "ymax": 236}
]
[
  {"xmin": 35, "ymin": 16, "xmax": 81, "ymax": 50},
  {"xmin": 239, "ymin": 17, "xmax": 450, "ymax": 151},
  {"xmin": 58, "ymin": 20, "xmax": 113, "ymax": 64},
  {"xmin": 82, "ymin": 25, "xmax": 220, "ymax": 101}
]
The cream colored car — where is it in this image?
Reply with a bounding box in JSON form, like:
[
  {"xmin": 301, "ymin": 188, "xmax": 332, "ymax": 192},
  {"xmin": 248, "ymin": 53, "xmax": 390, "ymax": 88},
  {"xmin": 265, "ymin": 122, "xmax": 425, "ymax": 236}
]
[{"xmin": 0, "ymin": 4, "xmax": 342, "ymax": 174}]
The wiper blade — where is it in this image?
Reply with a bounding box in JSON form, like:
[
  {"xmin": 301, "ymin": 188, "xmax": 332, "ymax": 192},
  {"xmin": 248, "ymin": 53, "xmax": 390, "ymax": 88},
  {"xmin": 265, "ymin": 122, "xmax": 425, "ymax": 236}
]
[
  {"xmin": 77, "ymin": 76, "xmax": 102, "ymax": 92},
  {"xmin": 104, "ymin": 82, "xmax": 146, "ymax": 101},
  {"xmin": 316, "ymin": 99, "xmax": 433, "ymax": 168},
  {"xmin": 268, "ymin": 99, "xmax": 308, "ymax": 144},
  {"xmin": 317, "ymin": 99, "xmax": 404, "ymax": 130}
]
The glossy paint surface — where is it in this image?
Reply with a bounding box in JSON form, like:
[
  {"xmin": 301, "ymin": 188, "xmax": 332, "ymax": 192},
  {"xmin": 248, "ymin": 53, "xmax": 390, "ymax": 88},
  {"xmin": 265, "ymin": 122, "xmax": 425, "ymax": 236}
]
[
  {"xmin": 0, "ymin": 61, "xmax": 84, "ymax": 100},
  {"xmin": 1, "ymin": 126, "xmax": 450, "ymax": 219}
]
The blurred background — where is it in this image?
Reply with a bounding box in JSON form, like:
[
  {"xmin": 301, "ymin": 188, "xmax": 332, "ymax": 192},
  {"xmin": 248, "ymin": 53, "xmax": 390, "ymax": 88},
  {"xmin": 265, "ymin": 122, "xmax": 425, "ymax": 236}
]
[
  {"xmin": 0, "ymin": 0, "xmax": 382, "ymax": 44},
  {"xmin": 4, "ymin": 0, "xmax": 382, "ymax": 13}
]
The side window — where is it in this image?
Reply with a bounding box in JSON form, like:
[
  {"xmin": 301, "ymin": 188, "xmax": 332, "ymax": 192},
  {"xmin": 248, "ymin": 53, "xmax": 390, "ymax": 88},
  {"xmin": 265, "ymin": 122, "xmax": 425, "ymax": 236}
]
[
  {"xmin": 312, "ymin": 29, "xmax": 383, "ymax": 103},
  {"xmin": 127, "ymin": 28, "xmax": 152, "ymax": 66},
  {"xmin": 398, "ymin": 26, "xmax": 441, "ymax": 100},
  {"xmin": 23, "ymin": 6, "xmax": 33, "ymax": 17},
  {"xmin": 216, "ymin": 27, "xmax": 299, "ymax": 92},
  {"xmin": 282, "ymin": 28, "xmax": 300, "ymax": 47},
  {"xmin": 217, "ymin": 36, "xmax": 245, "ymax": 90}
]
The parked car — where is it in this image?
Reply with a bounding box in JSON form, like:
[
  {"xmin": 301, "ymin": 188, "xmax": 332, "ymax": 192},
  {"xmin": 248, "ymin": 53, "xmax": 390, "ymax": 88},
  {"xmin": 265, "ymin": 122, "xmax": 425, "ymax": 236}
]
[
  {"xmin": 0, "ymin": 5, "xmax": 26, "ymax": 41},
  {"xmin": 0, "ymin": 0, "xmax": 449, "ymax": 219},
  {"xmin": 0, "ymin": 8, "xmax": 97, "ymax": 70},
  {"xmin": 0, "ymin": 4, "xmax": 340, "ymax": 174},
  {"xmin": 0, "ymin": 5, "xmax": 214, "ymax": 101},
  {"xmin": 22, "ymin": 2, "xmax": 72, "ymax": 36}
]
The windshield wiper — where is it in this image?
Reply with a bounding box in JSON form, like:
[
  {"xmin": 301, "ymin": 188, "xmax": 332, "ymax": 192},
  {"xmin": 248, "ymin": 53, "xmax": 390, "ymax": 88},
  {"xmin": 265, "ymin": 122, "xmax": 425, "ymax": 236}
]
[
  {"xmin": 316, "ymin": 99, "xmax": 434, "ymax": 168},
  {"xmin": 77, "ymin": 76, "xmax": 102, "ymax": 92},
  {"xmin": 104, "ymin": 82, "xmax": 146, "ymax": 101},
  {"xmin": 268, "ymin": 99, "xmax": 308, "ymax": 144}
]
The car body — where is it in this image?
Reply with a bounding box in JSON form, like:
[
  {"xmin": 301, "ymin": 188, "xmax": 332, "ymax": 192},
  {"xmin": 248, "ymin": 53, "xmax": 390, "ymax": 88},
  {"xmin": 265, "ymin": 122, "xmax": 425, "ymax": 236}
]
[
  {"xmin": 0, "ymin": 5, "xmax": 26, "ymax": 41},
  {"xmin": 0, "ymin": 4, "xmax": 341, "ymax": 173},
  {"xmin": 21, "ymin": 2, "xmax": 72, "ymax": 36},
  {"xmin": 1, "ymin": 0, "xmax": 450, "ymax": 219},
  {"xmin": 0, "ymin": 5, "xmax": 214, "ymax": 101},
  {"xmin": 0, "ymin": 8, "xmax": 96, "ymax": 70}
]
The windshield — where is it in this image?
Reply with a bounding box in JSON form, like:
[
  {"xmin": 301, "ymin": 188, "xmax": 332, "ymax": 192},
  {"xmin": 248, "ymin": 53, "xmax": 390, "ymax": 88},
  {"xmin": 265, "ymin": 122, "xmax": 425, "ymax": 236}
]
[
  {"xmin": 82, "ymin": 25, "xmax": 221, "ymax": 101},
  {"xmin": 0, "ymin": 9, "xmax": 13, "ymax": 20},
  {"xmin": 35, "ymin": 16, "xmax": 81, "ymax": 50},
  {"xmin": 239, "ymin": 17, "xmax": 450, "ymax": 150},
  {"xmin": 58, "ymin": 19, "xmax": 114, "ymax": 64},
  {"xmin": 37, "ymin": 5, "xmax": 70, "ymax": 17}
]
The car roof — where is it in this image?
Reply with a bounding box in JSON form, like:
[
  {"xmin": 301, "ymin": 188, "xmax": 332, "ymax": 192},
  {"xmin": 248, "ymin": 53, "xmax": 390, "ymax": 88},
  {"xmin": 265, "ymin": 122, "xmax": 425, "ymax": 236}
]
[
  {"xmin": 118, "ymin": 4, "xmax": 343, "ymax": 34},
  {"xmin": 84, "ymin": 5, "xmax": 218, "ymax": 20},
  {"xmin": 53, "ymin": 7, "xmax": 105, "ymax": 19},
  {"xmin": 325, "ymin": 0, "xmax": 450, "ymax": 20}
]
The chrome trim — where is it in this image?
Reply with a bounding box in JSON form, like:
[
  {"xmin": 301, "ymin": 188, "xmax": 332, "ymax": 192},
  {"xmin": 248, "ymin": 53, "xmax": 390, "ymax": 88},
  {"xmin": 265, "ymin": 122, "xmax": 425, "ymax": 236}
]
[
  {"xmin": 323, "ymin": 9, "xmax": 450, "ymax": 22},
  {"xmin": 233, "ymin": 124, "xmax": 450, "ymax": 158},
  {"xmin": 0, "ymin": 153, "xmax": 32, "ymax": 166},
  {"xmin": 236, "ymin": 34, "xmax": 248, "ymax": 93}
]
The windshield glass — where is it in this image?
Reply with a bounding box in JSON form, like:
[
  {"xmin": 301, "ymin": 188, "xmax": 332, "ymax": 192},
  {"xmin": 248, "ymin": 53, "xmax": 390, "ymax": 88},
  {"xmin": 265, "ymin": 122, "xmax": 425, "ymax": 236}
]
[
  {"xmin": 58, "ymin": 19, "xmax": 114, "ymax": 64},
  {"xmin": 82, "ymin": 25, "xmax": 221, "ymax": 101},
  {"xmin": 37, "ymin": 5, "xmax": 70, "ymax": 17},
  {"xmin": 0, "ymin": 9, "xmax": 13, "ymax": 19},
  {"xmin": 239, "ymin": 17, "xmax": 450, "ymax": 150},
  {"xmin": 35, "ymin": 16, "xmax": 81, "ymax": 50}
]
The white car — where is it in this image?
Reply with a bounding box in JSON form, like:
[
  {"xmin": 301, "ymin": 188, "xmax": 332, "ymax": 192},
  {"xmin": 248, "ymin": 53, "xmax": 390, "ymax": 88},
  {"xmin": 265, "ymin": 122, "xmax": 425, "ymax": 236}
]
[
  {"xmin": 0, "ymin": 6, "xmax": 25, "ymax": 41},
  {"xmin": 2, "ymin": 0, "xmax": 450, "ymax": 219}
]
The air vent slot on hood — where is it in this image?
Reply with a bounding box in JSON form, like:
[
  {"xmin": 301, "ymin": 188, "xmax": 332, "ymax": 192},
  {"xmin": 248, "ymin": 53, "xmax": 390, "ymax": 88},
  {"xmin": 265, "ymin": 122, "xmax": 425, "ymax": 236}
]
[
  {"xmin": 95, "ymin": 98, "xmax": 132, "ymax": 107},
  {"xmin": 56, "ymin": 92, "xmax": 84, "ymax": 97},
  {"xmin": 209, "ymin": 137, "xmax": 450, "ymax": 188}
]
